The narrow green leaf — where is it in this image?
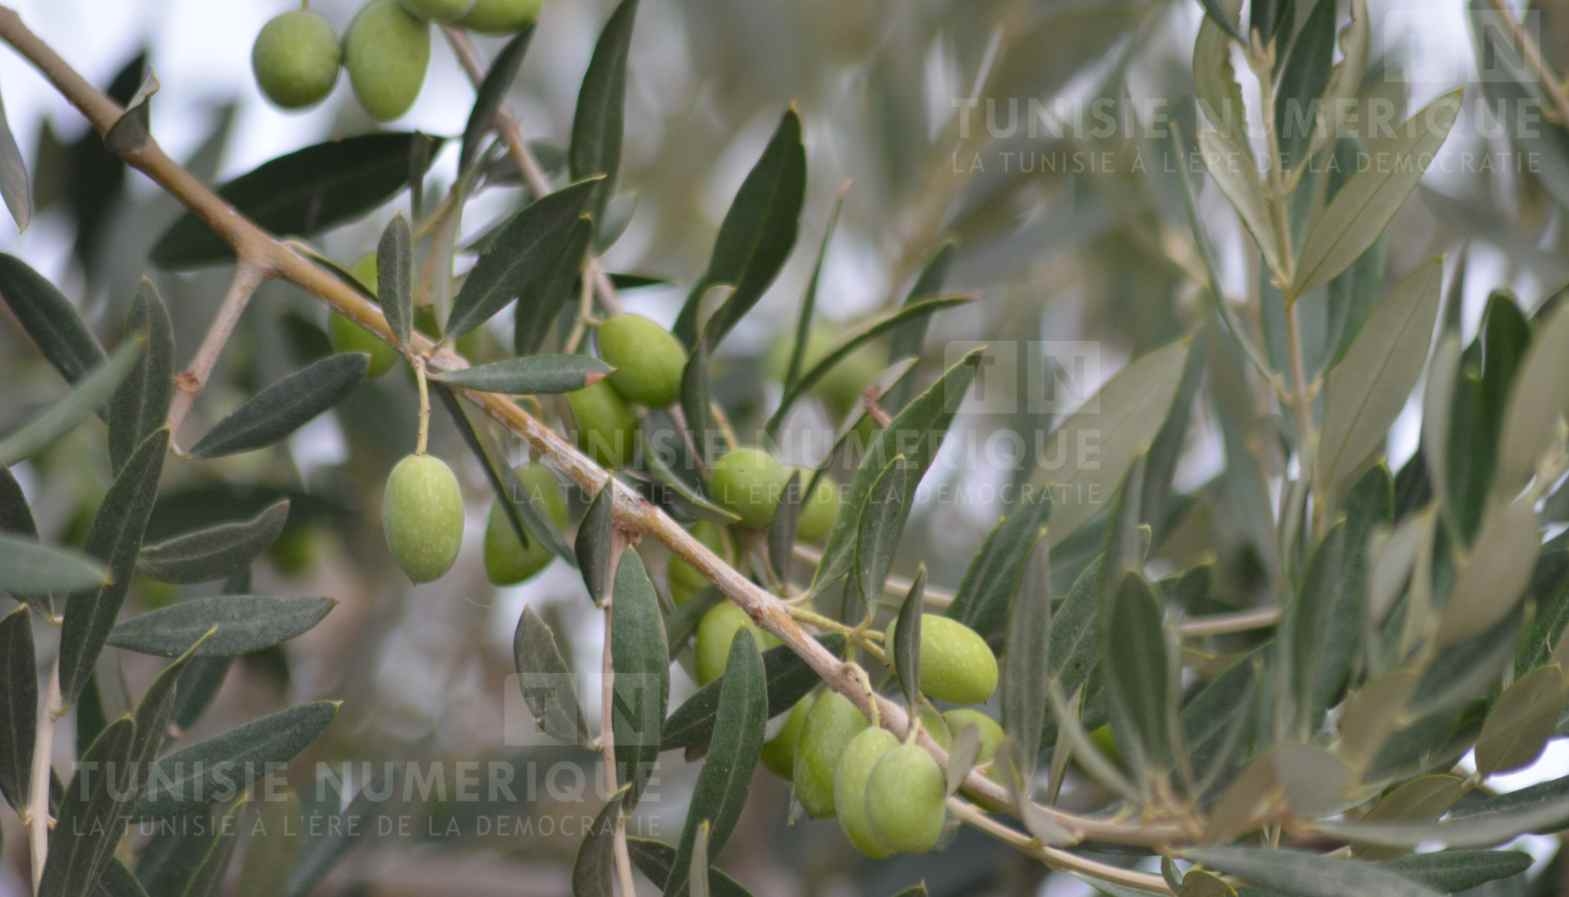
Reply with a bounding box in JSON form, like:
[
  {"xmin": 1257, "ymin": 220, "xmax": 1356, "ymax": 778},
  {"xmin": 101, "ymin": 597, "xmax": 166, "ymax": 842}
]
[
  {"xmin": 1002, "ymin": 539, "xmax": 1050, "ymax": 777},
  {"xmin": 576, "ymin": 484, "xmax": 616, "ymax": 606},
  {"xmin": 1198, "ymin": 126, "xmax": 1282, "ymax": 277},
  {"xmin": 137, "ymin": 499, "xmax": 289, "ymax": 584},
  {"xmin": 1475, "ymin": 664, "xmax": 1569, "ymax": 777},
  {"xmin": 0, "ymin": 605, "xmax": 35, "ymax": 812},
  {"xmin": 1036, "ymin": 339, "xmax": 1192, "ymax": 548},
  {"xmin": 1192, "ymin": 0, "xmax": 1249, "ymax": 150},
  {"xmin": 60, "ymin": 428, "xmax": 169, "ymax": 706},
  {"xmin": 572, "ymin": 785, "xmax": 630, "ymax": 897},
  {"xmin": 661, "ymin": 635, "xmax": 843, "ymax": 751},
  {"xmin": 0, "ymin": 534, "xmax": 111, "ymax": 595},
  {"xmin": 515, "ymin": 605, "xmax": 589, "ymax": 745},
  {"xmin": 1422, "ymin": 334, "xmax": 1461, "ymax": 534},
  {"xmin": 1180, "ymin": 847, "xmax": 1442, "ymax": 897},
  {"xmin": 689, "ymin": 821, "xmax": 711, "ymax": 897},
  {"xmin": 1380, "ymin": 849, "xmax": 1532, "ymax": 893},
  {"xmin": 98, "ymin": 860, "xmax": 150, "ymax": 897},
  {"xmin": 447, "ymin": 178, "xmax": 600, "ymax": 339},
  {"xmin": 0, "ymin": 252, "xmax": 105, "ymax": 383},
  {"xmin": 40, "ymin": 716, "xmax": 137, "ymax": 897},
  {"xmin": 1103, "ymin": 572, "xmax": 1172, "ymax": 775},
  {"xmin": 1196, "ymin": 0, "xmax": 1246, "ymax": 43},
  {"xmin": 944, "ymin": 721, "xmax": 981, "ymax": 797},
  {"xmin": 947, "ymin": 486, "xmax": 1051, "ymax": 643},
  {"xmin": 680, "ymin": 338, "xmax": 713, "ymax": 465},
  {"xmin": 893, "ymin": 566, "xmax": 926, "ymax": 709},
  {"xmin": 174, "ymin": 797, "xmax": 247, "ymax": 897},
  {"xmin": 107, "ymin": 594, "xmax": 335, "ymax": 657},
  {"xmin": 765, "ymin": 295, "xmax": 971, "ymax": 435},
  {"xmin": 1274, "ymin": 0, "xmax": 1336, "ymax": 169},
  {"xmin": 1282, "ymin": 522, "xmax": 1356, "ymax": 735},
  {"xmin": 1437, "ymin": 500, "xmax": 1540, "ymax": 644},
  {"xmin": 430, "ymin": 354, "xmax": 611, "ymax": 394},
  {"xmin": 1293, "ymin": 90, "xmax": 1463, "ymax": 295},
  {"xmin": 130, "ymin": 632, "xmax": 212, "ymax": 769},
  {"xmin": 190, "ymin": 353, "xmax": 367, "ymax": 458},
  {"xmin": 283, "ymin": 771, "xmax": 392, "ymax": 897},
  {"xmin": 0, "ymin": 88, "xmax": 31, "ymax": 230},
  {"xmin": 665, "ymin": 629, "xmax": 767, "ymax": 897},
  {"xmin": 569, "ymin": 0, "xmax": 637, "ymax": 227},
  {"xmin": 108, "ymin": 282, "xmax": 173, "ymax": 472},
  {"xmin": 767, "ymin": 471, "xmax": 803, "ymax": 583},
  {"xmin": 642, "ymin": 434, "xmax": 740, "ymax": 525},
  {"xmin": 626, "ymin": 838, "xmax": 752, "ymax": 897},
  {"xmin": 137, "ymin": 701, "xmax": 338, "ymax": 819},
  {"xmin": 152, "ymin": 132, "xmax": 442, "ymax": 268},
  {"xmin": 461, "ymin": 29, "xmax": 533, "ymax": 173},
  {"xmin": 782, "ymin": 190, "xmax": 846, "ymax": 393},
  {"xmin": 377, "ymin": 214, "xmax": 413, "ymax": 347},
  {"xmin": 673, "ymin": 108, "xmax": 805, "ymax": 350},
  {"xmin": 0, "ymin": 337, "xmax": 143, "ymax": 468},
  {"xmin": 611, "ymin": 550, "xmax": 669, "ymax": 804},
  {"xmin": 848, "ymin": 455, "xmax": 912, "ymax": 623},
  {"xmin": 513, "ymin": 214, "xmax": 595, "ymax": 356},
  {"xmin": 1318, "ymin": 259, "xmax": 1443, "ymax": 501},
  {"xmin": 1497, "ymin": 296, "xmax": 1569, "ymax": 495}
]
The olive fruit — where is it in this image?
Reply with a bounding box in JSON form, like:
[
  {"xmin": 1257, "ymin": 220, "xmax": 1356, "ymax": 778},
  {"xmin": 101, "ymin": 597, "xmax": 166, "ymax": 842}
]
[
  {"xmin": 834, "ymin": 727, "xmax": 900, "ymax": 858},
  {"xmin": 760, "ymin": 693, "xmax": 815, "ymax": 779},
  {"xmin": 344, "ymin": 0, "xmax": 431, "ymax": 121},
  {"xmin": 596, "ymin": 313, "xmax": 688, "ymax": 408},
  {"xmin": 765, "ymin": 325, "xmax": 883, "ymax": 418},
  {"xmin": 383, "ymin": 454, "xmax": 464, "ymax": 582},
  {"xmin": 708, "ymin": 448, "xmax": 791, "ymax": 529},
  {"xmin": 884, "ymin": 614, "xmax": 999, "ymax": 705},
  {"xmin": 794, "ymin": 471, "xmax": 841, "ymax": 542},
  {"xmin": 458, "ymin": 0, "xmax": 542, "ymax": 33},
  {"xmin": 694, "ymin": 602, "xmax": 777, "ymax": 685},
  {"xmin": 668, "ymin": 520, "xmax": 729, "ymax": 605},
  {"xmin": 399, "ymin": 0, "xmax": 475, "ymax": 21},
  {"xmin": 483, "ymin": 464, "xmax": 568, "ymax": 585},
  {"xmin": 268, "ymin": 522, "xmax": 322, "ymax": 576},
  {"xmin": 328, "ymin": 254, "xmax": 399, "ymax": 377},
  {"xmin": 793, "ymin": 690, "xmax": 868, "ymax": 818},
  {"xmin": 251, "ymin": 11, "xmax": 341, "ymax": 109},
  {"xmin": 566, "ymin": 380, "xmax": 639, "ymax": 468},
  {"xmin": 866, "ymin": 744, "xmax": 946, "ymax": 853},
  {"xmin": 943, "ymin": 708, "xmax": 1004, "ymax": 763}
]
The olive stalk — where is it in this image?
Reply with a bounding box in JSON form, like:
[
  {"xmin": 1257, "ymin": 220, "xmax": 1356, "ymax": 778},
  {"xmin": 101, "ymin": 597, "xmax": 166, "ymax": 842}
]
[{"xmin": 0, "ymin": 6, "xmax": 1191, "ymax": 883}]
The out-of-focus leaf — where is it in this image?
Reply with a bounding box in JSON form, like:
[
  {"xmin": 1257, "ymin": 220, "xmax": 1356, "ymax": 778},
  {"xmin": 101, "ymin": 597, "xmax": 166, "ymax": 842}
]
[
  {"xmin": 849, "ymin": 455, "xmax": 912, "ymax": 623},
  {"xmin": 172, "ymin": 797, "xmax": 247, "ymax": 897},
  {"xmin": 1422, "ymin": 335, "xmax": 1461, "ymax": 534},
  {"xmin": 377, "ymin": 214, "xmax": 413, "ymax": 346},
  {"xmin": 0, "ymin": 252, "xmax": 105, "ymax": 383},
  {"xmin": 515, "ymin": 606, "xmax": 589, "ymax": 745},
  {"xmin": 1181, "ymin": 847, "xmax": 1441, "ymax": 897},
  {"xmin": 664, "ymin": 630, "xmax": 766, "ymax": 897},
  {"xmin": 39, "ymin": 717, "xmax": 137, "ymax": 897},
  {"xmin": 1196, "ymin": 0, "xmax": 1246, "ymax": 43},
  {"xmin": 0, "ymin": 88, "xmax": 30, "ymax": 229},
  {"xmin": 611, "ymin": 549, "xmax": 669, "ymax": 805},
  {"xmin": 1475, "ymin": 664, "xmax": 1569, "ymax": 777},
  {"xmin": 190, "ymin": 353, "xmax": 367, "ymax": 458},
  {"xmin": 673, "ymin": 108, "xmax": 805, "ymax": 351},
  {"xmin": 0, "ymin": 337, "xmax": 142, "ymax": 467},
  {"xmin": 626, "ymin": 838, "xmax": 752, "ymax": 897},
  {"xmin": 569, "ymin": 0, "xmax": 637, "ymax": 227},
  {"xmin": 0, "ymin": 606, "xmax": 35, "ymax": 812},
  {"xmin": 1002, "ymin": 538, "xmax": 1050, "ymax": 775},
  {"xmin": 59, "ymin": 429, "xmax": 168, "ymax": 705},
  {"xmin": 97, "ymin": 860, "xmax": 150, "ymax": 897},
  {"xmin": 576, "ymin": 483, "xmax": 616, "ymax": 606},
  {"xmin": 462, "ymin": 29, "xmax": 532, "ymax": 173},
  {"xmin": 137, "ymin": 701, "xmax": 338, "ymax": 819},
  {"xmin": 108, "ymin": 282, "xmax": 173, "ymax": 473},
  {"xmin": 572, "ymin": 785, "xmax": 630, "ymax": 897},
  {"xmin": 1103, "ymin": 572, "xmax": 1173, "ymax": 778},
  {"xmin": 108, "ymin": 594, "xmax": 335, "ymax": 657},
  {"xmin": 1192, "ymin": 0, "xmax": 1249, "ymax": 153},
  {"xmin": 1036, "ymin": 340, "xmax": 1191, "ymax": 547},
  {"xmin": 1436, "ymin": 500, "xmax": 1540, "ymax": 644},
  {"xmin": 680, "ymin": 338, "xmax": 712, "ymax": 465},
  {"xmin": 947, "ymin": 486, "xmax": 1050, "ymax": 644},
  {"xmin": 431, "ymin": 354, "xmax": 611, "ymax": 394},
  {"xmin": 893, "ymin": 566, "xmax": 925, "ymax": 708},
  {"xmin": 1293, "ymin": 91, "xmax": 1463, "ymax": 295},
  {"xmin": 782, "ymin": 190, "xmax": 845, "ymax": 394},
  {"xmin": 0, "ymin": 535, "xmax": 111, "ymax": 595},
  {"xmin": 661, "ymin": 635, "xmax": 842, "ymax": 751},
  {"xmin": 1380, "ymin": 850, "xmax": 1531, "ymax": 893},
  {"xmin": 152, "ymin": 132, "xmax": 442, "ymax": 268},
  {"xmin": 103, "ymin": 67, "xmax": 158, "ymax": 155},
  {"xmin": 767, "ymin": 471, "xmax": 803, "ymax": 582},
  {"xmin": 1283, "ymin": 521, "xmax": 1356, "ymax": 736},
  {"xmin": 1274, "ymin": 0, "xmax": 1335, "ymax": 168},
  {"xmin": 447, "ymin": 178, "xmax": 599, "ymax": 339},
  {"xmin": 1272, "ymin": 741, "xmax": 1351, "ymax": 818},
  {"xmin": 1198, "ymin": 126, "xmax": 1282, "ymax": 276},
  {"xmin": 136, "ymin": 499, "xmax": 289, "ymax": 584},
  {"xmin": 1497, "ymin": 298, "xmax": 1569, "ymax": 495},
  {"xmin": 284, "ymin": 770, "xmax": 393, "ymax": 897}
]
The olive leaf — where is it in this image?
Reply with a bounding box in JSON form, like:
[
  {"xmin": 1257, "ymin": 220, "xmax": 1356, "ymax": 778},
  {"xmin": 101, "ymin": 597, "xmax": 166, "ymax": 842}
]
[
  {"xmin": 1474, "ymin": 664, "xmax": 1569, "ymax": 777},
  {"xmin": 611, "ymin": 549, "xmax": 669, "ymax": 805},
  {"xmin": 107, "ymin": 281, "xmax": 173, "ymax": 474},
  {"xmin": 575, "ymin": 483, "xmax": 617, "ymax": 606},
  {"xmin": 1102, "ymin": 571, "xmax": 1174, "ymax": 779},
  {"xmin": 0, "ymin": 336, "xmax": 143, "ymax": 468},
  {"xmin": 572, "ymin": 785, "xmax": 631, "ymax": 897},
  {"xmin": 661, "ymin": 635, "xmax": 843, "ymax": 751},
  {"xmin": 0, "ymin": 534, "xmax": 111, "ymax": 596},
  {"xmin": 1496, "ymin": 296, "xmax": 1569, "ymax": 495},
  {"xmin": 781, "ymin": 189, "xmax": 846, "ymax": 394},
  {"xmin": 893, "ymin": 565, "xmax": 926, "ymax": 709},
  {"xmin": 0, "ymin": 605, "xmax": 35, "ymax": 813},
  {"xmin": 1179, "ymin": 847, "xmax": 1442, "ymax": 897},
  {"xmin": 0, "ymin": 87, "xmax": 30, "ymax": 230},
  {"xmin": 1002, "ymin": 537, "xmax": 1050, "ymax": 776},
  {"xmin": 847, "ymin": 454, "xmax": 912, "ymax": 623},
  {"xmin": 626, "ymin": 838, "xmax": 752, "ymax": 897},
  {"xmin": 107, "ymin": 594, "xmax": 336, "ymax": 658},
  {"xmin": 377, "ymin": 213, "xmax": 413, "ymax": 347},
  {"xmin": 136, "ymin": 499, "xmax": 290, "ymax": 584},
  {"xmin": 39, "ymin": 716, "xmax": 138, "ymax": 897},
  {"xmin": 0, "ymin": 252, "xmax": 106, "ymax": 383},
  {"xmin": 689, "ymin": 821, "xmax": 712, "ymax": 897},
  {"xmin": 1380, "ymin": 850, "xmax": 1532, "ymax": 893},
  {"xmin": 190, "ymin": 353, "xmax": 369, "ymax": 458},
  {"xmin": 515, "ymin": 606, "xmax": 589, "ymax": 745},
  {"xmin": 1196, "ymin": 0, "xmax": 1246, "ymax": 44},
  {"xmin": 430, "ymin": 354, "xmax": 611, "ymax": 394},
  {"xmin": 1273, "ymin": 0, "xmax": 1336, "ymax": 169},
  {"xmin": 947, "ymin": 485, "xmax": 1051, "ymax": 643},
  {"xmin": 1436, "ymin": 499, "xmax": 1540, "ymax": 644},
  {"xmin": 1198, "ymin": 125, "xmax": 1283, "ymax": 278},
  {"xmin": 513, "ymin": 214, "xmax": 596, "ymax": 356},
  {"xmin": 153, "ymin": 132, "xmax": 442, "ymax": 268},
  {"xmin": 569, "ymin": 0, "xmax": 638, "ymax": 228},
  {"xmin": 461, "ymin": 28, "xmax": 533, "ymax": 173}
]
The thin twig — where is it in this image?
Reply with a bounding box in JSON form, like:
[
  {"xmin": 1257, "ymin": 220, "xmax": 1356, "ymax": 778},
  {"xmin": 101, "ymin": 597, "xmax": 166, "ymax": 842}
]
[
  {"xmin": 1178, "ymin": 606, "xmax": 1282, "ymax": 638},
  {"xmin": 28, "ymin": 662, "xmax": 60, "ymax": 894},
  {"xmin": 792, "ymin": 544, "xmax": 954, "ymax": 608},
  {"xmin": 0, "ymin": 4, "xmax": 1186, "ymax": 852},
  {"xmin": 1487, "ymin": 0, "xmax": 1569, "ymax": 126},
  {"xmin": 166, "ymin": 260, "xmax": 267, "ymax": 445},
  {"xmin": 948, "ymin": 799, "xmax": 1170, "ymax": 893}
]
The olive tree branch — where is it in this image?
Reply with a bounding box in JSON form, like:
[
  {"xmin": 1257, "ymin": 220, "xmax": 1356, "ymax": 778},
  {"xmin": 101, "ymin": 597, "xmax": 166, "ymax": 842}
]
[
  {"xmin": 440, "ymin": 26, "xmax": 624, "ymax": 318},
  {"xmin": 0, "ymin": 6, "xmax": 1190, "ymax": 875},
  {"xmin": 166, "ymin": 260, "xmax": 267, "ymax": 446}
]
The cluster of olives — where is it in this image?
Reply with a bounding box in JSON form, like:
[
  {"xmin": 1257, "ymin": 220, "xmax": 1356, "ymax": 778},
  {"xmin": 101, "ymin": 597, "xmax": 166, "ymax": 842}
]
[
  {"xmin": 251, "ymin": 0, "xmax": 539, "ymax": 119},
  {"xmin": 559, "ymin": 313, "xmax": 686, "ymax": 469}
]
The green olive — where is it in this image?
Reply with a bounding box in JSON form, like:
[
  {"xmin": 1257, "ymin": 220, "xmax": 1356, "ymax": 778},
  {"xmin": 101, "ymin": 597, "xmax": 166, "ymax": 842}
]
[
  {"xmin": 382, "ymin": 453, "xmax": 465, "ymax": 583},
  {"xmin": 708, "ymin": 448, "xmax": 791, "ymax": 529},
  {"xmin": 251, "ymin": 11, "xmax": 341, "ymax": 109},
  {"xmin": 344, "ymin": 0, "xmax": 431, "ymax": 121},
  {"xmin": 793, "ymin": 690, "xmax": 868, "ymax": 818},
  {"xmin": 866, "ymin": 743, "xmax": 946, "ymax": 853},
  {"xmin": 942, "ymin": 709, "xmax": 1004, "ymax": 763},
  {"xmin": 267, "ymin": 522, "xmax": 321, "ymax": 577},
  {"xmin": 794, "ymin": 471, "xmax": 841, "ymax": 542},
  {"xmin": 694, "ymin": 602, "xmax": 777, "ymax": 685},
  {"xmin": 483, "ymin": 464, "xmax": 568, "ymax": 585},
  {"xmin": 884, "ymin": 614, "xmax": 999, "ymax": 705},
  {"xmin": 668, "ymin": 520, "xmax": 730, "ymax": 605},
  {"xmin": 765, "ymin": 325, "xmax": 884, "ymax": 418},
  {"xmin": 565, "ymin": 380, "xmax": 639, "ymax": 468},
  {"xmin": 399, "ymin": 0, "xmax": 475, "ymax": 22},
  {"xmin": 760, "ymin": 693, "xmax": 816, "ymax": 779},
  {"xmin": 596, "ymin": 313, "xmax": 688, "ymax": 408},
  {"xmin": 834, "ymin": 727, "xmax": 900, "ymax": 858},
  {"xmin": 458, "ymin": 0, "xmax": 542, "ymax": 33}
]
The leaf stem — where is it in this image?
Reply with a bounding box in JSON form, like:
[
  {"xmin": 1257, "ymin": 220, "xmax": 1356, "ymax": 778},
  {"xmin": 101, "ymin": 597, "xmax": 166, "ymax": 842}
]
[
  {"xmin": 28, "ymin": 660, "xmax": 59, "ymax": 895},
  {"xmin": 166, "ymin": 259, "xmax": 267, "ymax": 447}
]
